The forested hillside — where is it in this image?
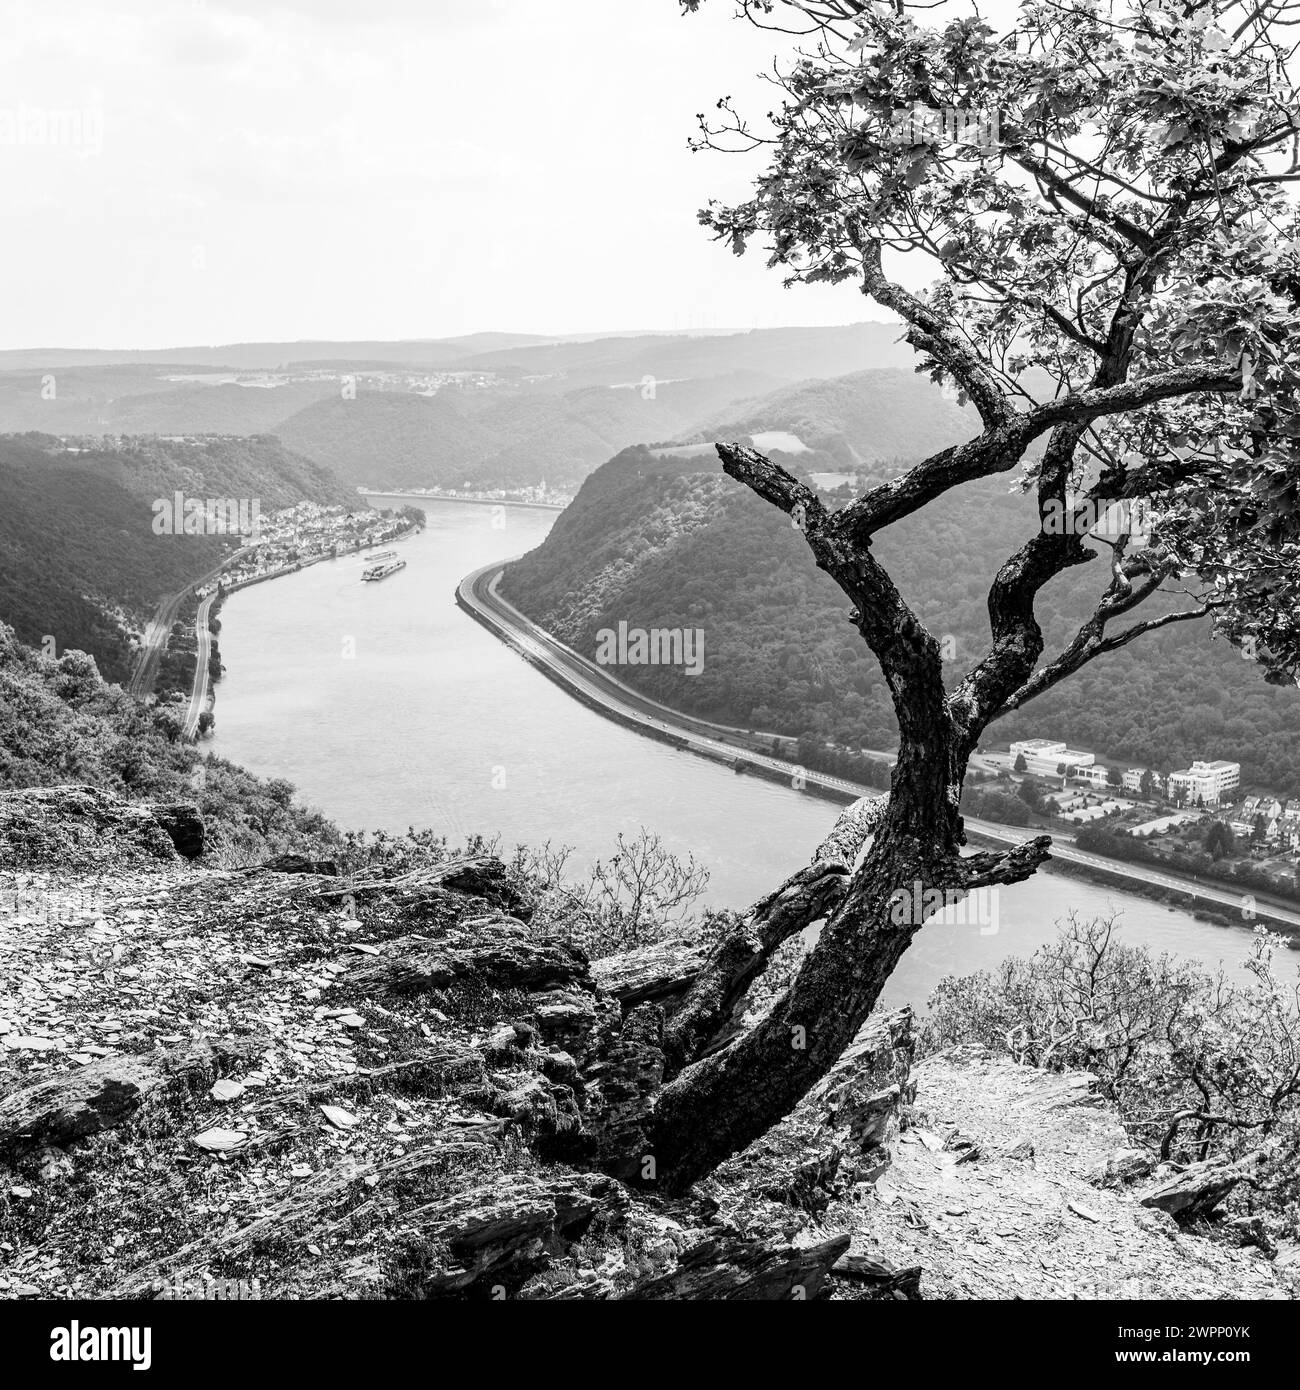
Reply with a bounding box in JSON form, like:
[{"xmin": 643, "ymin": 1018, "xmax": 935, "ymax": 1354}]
[
  {"xmin": 502, "ymin": 445, "xmax": 1300, "ymax": 796},
  {"xmin": 0, "ymin": 442, "xmax": 228, "ymax": 684},
  {"xmin": 0, "ymin": 433, "xmax": 350, "ymax": 683},
  {"xmin": 0, "ymin": 369, "xmax": 339, "ymax": 435},
  {"xmin": 35, "ymin": 432, "xmax": 355, "ymax": 510}
]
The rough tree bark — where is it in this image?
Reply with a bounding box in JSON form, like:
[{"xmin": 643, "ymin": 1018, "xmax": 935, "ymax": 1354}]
[
  {"xmin": 660, "ymin": 792, "xmax": 887, "ymax": 1078},
  {"xmin": 636, "ymin": 443, "xmax": 1055, "ymax": 1193}
]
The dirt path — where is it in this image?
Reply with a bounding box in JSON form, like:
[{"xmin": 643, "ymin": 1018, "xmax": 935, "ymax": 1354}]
[{"xmin": 839, "ymin": 1045, "xmax": 1284, "ymax": 1300}]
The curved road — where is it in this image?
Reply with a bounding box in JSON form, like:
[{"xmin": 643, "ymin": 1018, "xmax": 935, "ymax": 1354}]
[
  {"xmin": 458, "ymin": 560, "xmax": 1300, "ymax": 933},
  {"xmin": 180, "ymin": 590, "xmax": 217, "ymax": 740}
]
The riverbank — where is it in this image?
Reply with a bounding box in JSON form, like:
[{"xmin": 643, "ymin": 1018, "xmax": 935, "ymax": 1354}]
[
  {"xmin": 460, "ymin": 560, "xmax": 1300, "ymax": 940},
  {"xmin": 183, "ymin": 520, "xmax": 423, "ymax": 741},
  {"xmin": 362, "ymin": 489, "xmax": 566, "ymax": 514}
]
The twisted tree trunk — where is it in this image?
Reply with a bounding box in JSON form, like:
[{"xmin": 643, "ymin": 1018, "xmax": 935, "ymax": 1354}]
[
  {"xmin": 648, "ymin": 802, "xmax": 1048, "ymax": 1192},
  {"xmin": 623, "ymin": 437, "xmax": 1057, "ymax": 1194}
]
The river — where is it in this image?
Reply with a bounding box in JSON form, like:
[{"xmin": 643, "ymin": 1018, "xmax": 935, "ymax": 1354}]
[{"xmin": 210, "ymin": 499, "xmax": 1269, "ymax": 1008}]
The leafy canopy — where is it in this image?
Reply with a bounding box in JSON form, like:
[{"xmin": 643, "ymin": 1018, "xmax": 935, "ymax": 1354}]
[{"xmin": 688, "ymin": 1, "xmax": 1300, "ymax": 694}]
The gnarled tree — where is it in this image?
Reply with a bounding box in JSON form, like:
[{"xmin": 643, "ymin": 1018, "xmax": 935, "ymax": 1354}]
[{"xmin": 635, "ymin": 0, "xmax": 1300, "ymax": 1192}]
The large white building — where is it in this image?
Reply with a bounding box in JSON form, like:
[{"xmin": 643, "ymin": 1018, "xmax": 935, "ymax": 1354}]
[
  {"xmin": 1167, "ymin": 760, "xmax": 1241, "ymax": 807},
  {"xmin": 1009, "ymin": 738, "xmax": 1096, "ymax": 780}
]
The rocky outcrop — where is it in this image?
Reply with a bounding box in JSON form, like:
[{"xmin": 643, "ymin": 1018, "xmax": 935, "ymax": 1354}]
[
  {"xmin": 408, "ymin": 1174, "xmax": 630, "ymax": 1296},
  {"xmin": 0, "ymin": 1035, "xmax": 265, "ymax": 1155},
  {"xmin": 830, "ymin": 1252, "xmax": 923, "ymax": 1298},
  {"xmin": 1091, "ymin": 1147, "xmax": 1156, "ymax": 1188},
  {"xmin": 812, "ymin": 1007, "xmax": 916, "ymax": 1158},
  {"xmin": 290, "ymin": 856, "xmax": 537, "ymax": 924},
  {"xmin": 706, "ymin": 1008, "xmax": 918, "ymax": 1219},
  {"xmin": 252, "ymin": 852, "xmax": 337, "ymax": 876},
  {"xmin": 619, "ymin": 1228, "xmax": 850, "ymax": 1300},
  {"xmin": 2, "ymin": 789, "xmax": 1285, "ymax": 1302},
  {"xmin": 0, "ymin": 1056, "xmax": 163, "ymax": 1152},
  {"xmin": 1138, "ymin": 1150, "xmax": 1266, "ymax": 1220},
  {"xmin": 590, "ymin": 938, "xmax": 712, "ymax": 1011},
  {"xmin": 146, "ymin": 802, "xmax": 205, "ymax": 859},
  {"xmin": 584, "ymin": 1004, "xmax": 666, "ymax": 1179},
  {"xmin": 0, "ymin": 785, "xmax": 205, "ymax": 869},
  {"xmin": 344, "ymin": 924, "xmax": 590, "ymax": 998}
]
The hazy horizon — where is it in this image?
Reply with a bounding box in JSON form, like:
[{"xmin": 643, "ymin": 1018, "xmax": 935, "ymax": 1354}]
[
  {"xmin": 0, "ymin": 317, "xmax": 900, "ymax": 359},
  {"xmin": 0, "ymin": 0, "xmax": 1012, "ymax": 352}
]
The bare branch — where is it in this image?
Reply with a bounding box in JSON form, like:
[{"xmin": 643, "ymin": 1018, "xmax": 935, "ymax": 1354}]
[{"xmin": 854, "ymin": 235, "xmax": 1016, "ymax": 430}]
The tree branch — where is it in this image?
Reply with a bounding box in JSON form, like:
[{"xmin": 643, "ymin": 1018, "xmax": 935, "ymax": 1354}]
[
  {"xmin": 716, "ymin": 441, "xmax": 950, "ymax": 746},
  {"xmin": 661, "ymin": 794, "xmax": 888, "ymax": 1077},
  {"xmin": 835, "ymin": 362, "xmax": 1241, "ymax": 543},
  {"xmin": 854, "ymin": 235, "xmax": 1015, "ymax": 430},
  {"xmin": 947, "ymin": 835, "xmax": 1055, "ymax": 891},
  {"xmin": 993, "ymin": 601, "xmax": 1217, "ymax": 718}
]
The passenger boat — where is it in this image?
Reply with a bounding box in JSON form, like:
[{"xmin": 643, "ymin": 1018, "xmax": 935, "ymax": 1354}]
[{"xmin": 361, "ymin": 559, "xmax": 406, "ymax": 582}]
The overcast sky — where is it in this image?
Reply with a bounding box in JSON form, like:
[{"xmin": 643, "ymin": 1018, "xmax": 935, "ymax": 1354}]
[{"xmin": 0, "ymin": 0, "xmax": 1012, "ymax": 350}]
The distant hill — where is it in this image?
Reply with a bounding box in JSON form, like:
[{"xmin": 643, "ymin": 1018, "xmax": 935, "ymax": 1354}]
[
  {"xmin": 271, "ymin": 375, "xmax": 781, "ymax": 491},
  {"xmin": 270, "ymin": 338, "xmax": 943, "ymax": 495},
  {"xmin": 28, "ymin": 432, "xmax": 355, "ymax": 511},
  {"xmin": 0, "ymin": 368, "xmax": 341, "ymax": 435},
  {"xmin": 440, "ymin": 322, "xmax": 910, "ymax": 388},
  {"xmin": 706, "ymin": 368, "xmax": 973, "ymax": 472},
  {"xmin": 0, "ymin": 325, "xmax": 914, "ymax": 492},
  {"xmin": 0, "ymin": 335, "xmax": 555, "ymax": 372}
]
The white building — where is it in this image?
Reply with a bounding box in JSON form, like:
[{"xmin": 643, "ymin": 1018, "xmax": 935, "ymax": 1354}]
[
  {"xmin": 1071, "ymin": 765, "xmax": 1113, "ymax": 789},
  {"xmin": 1167, "ymin": 760, "xmax": 1241, "ymax": 807},
  {"xmin": 1129, "ymin": 812, "xmax": 1201, "ymax": 837},
  {"xmin": 1009, "ymin": 739, "xmax": 1096, "ymax": 780}
]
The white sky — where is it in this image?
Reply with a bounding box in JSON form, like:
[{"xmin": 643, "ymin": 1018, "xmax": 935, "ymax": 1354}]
[{"xmin": 0, "ymin": 0, "xmax": 1015, "ymax": 349}]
